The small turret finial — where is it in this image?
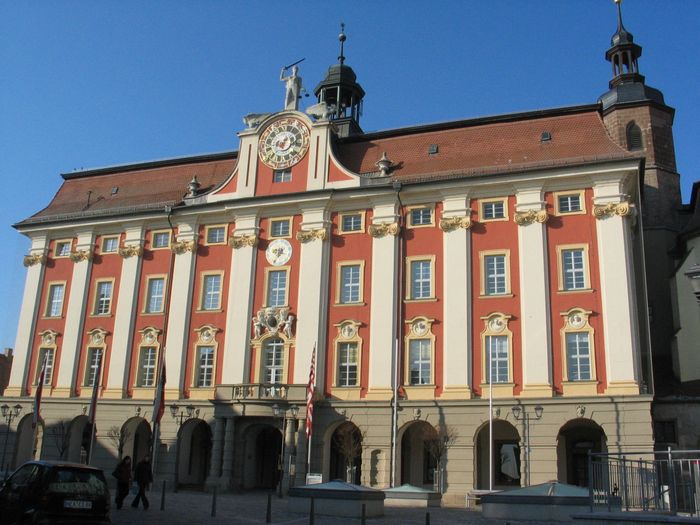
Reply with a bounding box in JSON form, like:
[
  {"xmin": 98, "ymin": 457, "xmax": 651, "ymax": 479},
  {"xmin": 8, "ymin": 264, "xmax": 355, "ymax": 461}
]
[
  {"xmin": 614, "ymin": 0, "xmax": 624, "ymax": 30},
  {"xmin": 338, "ymin": 23, "xmax": 346, "ymax": 65}
]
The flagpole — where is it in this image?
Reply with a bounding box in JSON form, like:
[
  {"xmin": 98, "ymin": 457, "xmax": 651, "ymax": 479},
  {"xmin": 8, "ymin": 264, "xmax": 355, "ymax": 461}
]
[
  {"xmin": 32, "ymin": 356, "xmax": 47, "ymax": 460},
  {"xmin": 305, "ymin": 343, "xmax": 316, "ymax": 478},
  {"xmin": 489, "ymin": 341, "xmax": 493, "ymax": 492}
]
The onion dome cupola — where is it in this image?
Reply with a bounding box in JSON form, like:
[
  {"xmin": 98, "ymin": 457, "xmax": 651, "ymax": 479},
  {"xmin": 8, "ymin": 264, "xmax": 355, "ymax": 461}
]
[
  {"xmin": 599, "ymin": 0, "xmax": 664, "ymax": 111},
  {"xmin": 314, "ymin": 24, "xmax": 365, "ymax": 137}
]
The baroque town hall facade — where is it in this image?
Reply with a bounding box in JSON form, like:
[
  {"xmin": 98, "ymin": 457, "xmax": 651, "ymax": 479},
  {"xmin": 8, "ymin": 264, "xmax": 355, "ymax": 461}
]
[{"xmin": 3, "ymin": 6, "xmax": 681, "ymax": 503}]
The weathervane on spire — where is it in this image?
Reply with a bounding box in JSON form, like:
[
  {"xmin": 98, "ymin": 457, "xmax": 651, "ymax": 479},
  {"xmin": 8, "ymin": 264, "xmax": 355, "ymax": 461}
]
[{"xmin": 338, "ymin": 23, "xmax": 346, "ymax": 65}]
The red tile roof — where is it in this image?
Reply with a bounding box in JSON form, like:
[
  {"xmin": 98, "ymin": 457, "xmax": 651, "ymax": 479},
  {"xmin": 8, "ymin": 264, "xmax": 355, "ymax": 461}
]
[{"xmin": 335, "ymin": 107, "xmax": 634, "ymax": 182}]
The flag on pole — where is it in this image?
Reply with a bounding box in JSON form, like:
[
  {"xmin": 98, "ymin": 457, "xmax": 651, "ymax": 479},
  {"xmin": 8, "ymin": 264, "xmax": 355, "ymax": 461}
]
[
  {"xmin": 88, "ymin": 351, "xmax": 103, "ymax": 425},
  {"xmin": 152, "ymin": 355, "xmax": 166, "ymax": 424},
  {"xmin": 305, "ymin": 345, "xmax": 316, "ymax": 439},
  {"xmin": 33, "ymin": 356, "xmax": 47, "ymax": 430}
]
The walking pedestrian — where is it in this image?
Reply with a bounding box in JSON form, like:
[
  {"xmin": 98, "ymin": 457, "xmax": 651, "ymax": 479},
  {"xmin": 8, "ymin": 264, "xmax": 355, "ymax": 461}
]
[
  {"xmin": 131, "ymin": 456, "xmax": 153, "ymax": 510},
  {"xmin": 112, "ymin": 456, "xmax": 132, "ymax": 509}
]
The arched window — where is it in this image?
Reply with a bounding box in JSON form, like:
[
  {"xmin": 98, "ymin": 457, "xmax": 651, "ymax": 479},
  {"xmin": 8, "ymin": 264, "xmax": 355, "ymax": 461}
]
[{"xmin": 626, "ymin": 122, "xmax": 643, "ymax": 151}]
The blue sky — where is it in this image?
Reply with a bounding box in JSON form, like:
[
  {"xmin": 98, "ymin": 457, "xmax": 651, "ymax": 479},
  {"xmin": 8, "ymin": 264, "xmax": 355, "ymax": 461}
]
[{"xmin": 1, "ymin": 1, "xmax": 698, "ymax": 350}]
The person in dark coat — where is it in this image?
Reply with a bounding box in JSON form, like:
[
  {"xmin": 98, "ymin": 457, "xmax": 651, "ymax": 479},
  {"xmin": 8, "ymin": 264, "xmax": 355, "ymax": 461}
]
[
  {"xmin": 131, "ymin": 456, "xmax": 153, "ymax": 510},
  {"xmin": 112, "ymin": 456, "xmax": 132, "ymax": 509}
]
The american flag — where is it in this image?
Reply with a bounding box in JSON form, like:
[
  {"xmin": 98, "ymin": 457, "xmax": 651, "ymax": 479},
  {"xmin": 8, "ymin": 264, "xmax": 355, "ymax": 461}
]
[
  {"xmin": 305, "ymin": 345, "xmax": 316, "ymax": 439},
  {"xmin": 33, "ymin": 356, "xmax": 47, "ymax": 430},
  {"xmin": 88, "ymin": 351, "xmax": 103, "ymax": 425},
  {"xmin": 152, "ymin": 355, "xmax": 166, "ymax": 424}
]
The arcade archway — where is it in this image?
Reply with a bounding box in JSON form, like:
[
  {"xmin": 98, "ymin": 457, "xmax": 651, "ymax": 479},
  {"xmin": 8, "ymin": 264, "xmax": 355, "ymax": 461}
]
[
  {"xmin": 329, "ymin": 421, "xmax": 362, "ymax": 483},
  {"xmin": 176, "ymin": 419, "xmax": 212, "ymax": 489},
  {"xmin": 241, "ymin": 423, "xmax": 282, "ymax": 490},
  {"xmin": 474, "ymin": 419, "xmax": 521, "ymax": 489},
  {"xmin": 121, "ymin": 417, "xmax": 152, "ymax": 465},
  {"xmin": 399, "ymin": 421, "xmax": 437, "ymax": 488},
  {"xmin": 557, "ymin": 419, "xmax": 606, "ymax": 487}
]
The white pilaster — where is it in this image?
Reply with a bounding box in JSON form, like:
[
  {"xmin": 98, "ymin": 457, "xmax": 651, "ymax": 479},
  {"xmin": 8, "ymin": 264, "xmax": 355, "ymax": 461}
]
[
  {"xmin": 164, "ymin": 218, "xmax": 198, "ymax": 396},
  {"xmin": 222, "ymin": 216, "xmax": 258, "ymax": 384},
  {"xmin": 366, "ymin": 201, "xmax": 399, "ymax": 399},
  {"xmin": 105, "ymin": 226, "xmax": 143, "ymax": 397},
  {"xmin": 306, "ymin": 121, "xmax": 332, "ymax": 192},
  {"xmin": 55, "ymin": 230, "xmax": 95, "ymax": 396},
  {"xmin": 440, "ymin": 194, "xmax": 472, "ymax": 398},
  {"xmin": 7, "ymin": 235, "xmax": 49, "ymax": 396},
  {"xmin": 293, "ymin": 208, "xmax": 331, "ymax": 387},
  {"xmin": 235, "ymin": 132, "xmax": 259, "ymax": 199},
  {"xmin": 594, "ymin": 180, "xmax": 640, "ymax": 395},
  {"xmin": 515, "ymin": 188, "xmax": 552, "ymax": 397}
]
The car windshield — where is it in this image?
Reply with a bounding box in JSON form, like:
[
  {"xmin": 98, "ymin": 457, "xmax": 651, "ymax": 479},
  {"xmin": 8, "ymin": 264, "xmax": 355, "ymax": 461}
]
[{"xmin": 46, "ymin": 468, "xmax": 107, "ymax": 496}]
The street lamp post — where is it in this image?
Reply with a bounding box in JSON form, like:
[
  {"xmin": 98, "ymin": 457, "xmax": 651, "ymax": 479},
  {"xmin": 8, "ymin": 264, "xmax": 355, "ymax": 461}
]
[
  {"xmin": 170, "ymin": 404, "xmax": 199, "ymax": 491},
  {"xmin": 511, "ymin": 404, "xmax": 543, "ymax": 487},
  {"xmin": 272, "ymin": 403, "xmax": 299, "ymax": 498},
  {"xmin": 1, "ymin": 404, "xmax": 22, "ymax": 479}
]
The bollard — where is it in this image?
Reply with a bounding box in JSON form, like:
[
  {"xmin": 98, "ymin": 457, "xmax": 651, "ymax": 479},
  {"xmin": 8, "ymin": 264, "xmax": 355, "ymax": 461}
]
[
  {"xmin": 425, "ymin": 511, "xmax": 430, "ymax": 525},
  {"xmin": 361, "ymin": 503, "xmax": 366, "ymax": 525},
  {"xmin": 309, "ymin": 496, "xmax": 315, "ymax": 525},
  {"xmin": 211, "ymin": 486, "xmax": 217, "ymax": 517},
  {"xmin": 266, "ymin": 493, "xmax": 272, "ymax": 523},
  {"xmin": 160, "ymin": 480, "xmax": 166, "ymax": 511}
]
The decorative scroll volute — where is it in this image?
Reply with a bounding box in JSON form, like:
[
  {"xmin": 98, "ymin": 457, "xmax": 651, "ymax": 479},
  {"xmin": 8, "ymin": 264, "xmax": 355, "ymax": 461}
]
[
  {"xmin": 593, "ymin": 201, "xmax": 633, "ymax": 219},
  {"xmin": 170, "ymin": 240, "xmax": 196, "ymax": 254},
  {"xmin": 228, "ymin": 234, "xmax": 258, "ymax": 249},
  {"xmin": 23, "ymin": 253, "xmax": 47, "ymax": 267},
  {"xmin": 368, "ymin": 222, "xmax": 400, "ymax": 238},
  {"xmin": 118, "ymin": 244, "xmax": 143, "ymax": 258},
  {"xmin": 69, "ymin": 250, "xmax": 93, "ymax": 263},
  {"xmin": 439, "ymin": 216, "xmax": 472, "ymax": 232},
  {"xmin": 295, "ymin": 228, "xmax": 328, "ymax": 243},
  {"xmin": 513, "ymin": 209, "xmax": 548, "ymax": 226}
]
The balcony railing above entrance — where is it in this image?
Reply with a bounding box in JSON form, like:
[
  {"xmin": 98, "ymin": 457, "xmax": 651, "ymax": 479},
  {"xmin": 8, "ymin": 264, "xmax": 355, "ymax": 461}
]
[{"xmin": 216, "ymin": 383, "xmax": 307, "ymax": 403}]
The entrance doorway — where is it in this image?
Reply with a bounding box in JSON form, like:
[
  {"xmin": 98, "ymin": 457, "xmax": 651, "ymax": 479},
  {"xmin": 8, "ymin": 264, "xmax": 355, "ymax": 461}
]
[{"xmin": 557, "ymin": 419, "xmax": 606, "ymax": 487}]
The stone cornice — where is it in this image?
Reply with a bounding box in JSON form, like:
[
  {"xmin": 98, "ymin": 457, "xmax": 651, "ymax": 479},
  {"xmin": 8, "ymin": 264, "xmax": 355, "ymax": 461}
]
[
  {"xmin": 439, "ymin": 216, "xmax": 472, "ymax": 232},
  {"xmin": 514, "ymin": 209, "xmax": 548, "ymax": 226},
  {"xmin": 368, "ymin": 222, "xmax": 400, "ymax": 238}
]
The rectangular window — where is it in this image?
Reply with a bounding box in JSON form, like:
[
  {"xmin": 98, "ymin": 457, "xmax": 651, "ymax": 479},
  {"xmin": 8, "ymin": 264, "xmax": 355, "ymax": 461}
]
[
  {"xmin": 562, "ymin": 249, "xmax": 586, "ymax": 290},
  {"xmin": 273, "ymin": 169, "xmax": 292, "ymax": 183},
  {"xmin": 266, "ymin": 270, "xmax": 287, "ymax": 307},
  {"xmin": 409, "ymin": 206, "xmax": 433, "ymax": 227},
  {"xmin": 340, "ymin": 213, "xmax": 363, "ymax": 233},
  {"xmin": 46, "ymin": 283, "xmax": 65, "ymax": 317},
  {"xmin": 270, "ymin": 219, "xmax": 290, "ymax": 238},
  {"xmin": 337, "ymin": 342, "xmax": 358, "ymax": 387},
  {"xmin": 94, "ymin": 280, "xmax": 113, "ymax": 315},
  {"xmin": 410, "ymin": 259, "xmax": 432, "ymax": 300},
  {"xmin": 339, "ymin": 264, "xmax": 361, "ymax": 304},
  {"xmin": 481, "ymin": 200, "xmax": 506, "ymax": 220},
  {"xmin": 409, "ymin": 339, "xmax": 431, "ymax": 385},
  {"xmin": 485, "ymin": 254, "xmax": 507, "ymax": 295},
  {"xmin": 205, "ymin": 226, "xmax": 226, "ymax": 245},
  {"xmin": 36, "ymin": 348, "xmax": 55, "ymax": 385},
  {"xmin": 84, "ymin": 347, "xmax": 103, "ymax": 387},
  {"xmin": 201, "ymin": 274, "xmax": 222, "ymax": 311},
  {"xmin": 263, "ymin": 339, "xmax": 284, "ymax": 384},
  {"xmin": 558, "ymin": 194, "xmax": 582, "ymax": 213},
  {"xmin": 145, "ymin": 277, "xmax": 165, "ymax": 313},
  {"xmin": 54, "ymin": 240, "xmax": 71, "ymax": 257},
  {"xmin": 195, "ymin": 346, "xmax": 214, "ymax": 387},
  {"xmin": 101, "ymin": 237, "xmax": 119, "ymax": 253},
  {"xmin": 137, "ymin": 347, "xmax": 157, "ymax": 387},
  {"xmin": 485, "ymin": 335, "xmax": 509, "ymax": 383},
  {"xmin": 565, "ymin": 332, "xmax": 591, "ymax": 381},
  {"xmin": 152, "ymin": 231, "xmax": 171, "ymax": 249}
]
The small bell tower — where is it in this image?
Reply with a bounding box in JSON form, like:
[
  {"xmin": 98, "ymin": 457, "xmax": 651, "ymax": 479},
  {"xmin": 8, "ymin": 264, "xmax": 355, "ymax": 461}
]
[{"xmin": 314, "ymin": 25, "xmax": 366, "ymax": 137}]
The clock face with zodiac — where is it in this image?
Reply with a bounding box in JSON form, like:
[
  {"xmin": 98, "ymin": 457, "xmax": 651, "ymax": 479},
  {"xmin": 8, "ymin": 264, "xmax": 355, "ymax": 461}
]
[
  {"xmin": 258, "ymin": 118, "xmax": 310, "ymax": 169},
  {"xmin": 265, "ymin": 238, "xmax": 293, "ymax": 266}
]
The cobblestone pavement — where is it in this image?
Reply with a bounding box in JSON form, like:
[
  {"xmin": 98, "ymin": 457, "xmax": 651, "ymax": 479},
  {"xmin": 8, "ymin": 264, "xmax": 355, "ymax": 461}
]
[{"xmin": 109, "ymin": 489, "xmax": 557, "ymax": 525}]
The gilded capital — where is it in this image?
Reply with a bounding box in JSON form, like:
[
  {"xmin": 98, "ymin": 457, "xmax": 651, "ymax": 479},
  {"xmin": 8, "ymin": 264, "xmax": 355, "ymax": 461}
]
[
  {"xmin": 295, "ymin": 228, "xmax": 328, "ymax": 243},
  {"xmin": 368, "ymin": 222, "xmax": 400, "ymax": 238},
  {"xmin": 118, "ymin": 244, "xmax": 143, "ymax": 258},
  {"xmin": 514, "ymin": 209, "xmax": 548, "ymax": 226},
  {"xmin": 593, "ymin": 201, "xmax": 633, "ymax": 219},
  {"xmin": 23, "ymin": 253, "xmax": 46, "ymax": 267},
  {"xmin": 439, "ymin": 215, "xmax": 472, "ymax": 232},
  {"xmin": 69, "ymin": 249, "xmax": 93, "ymax": 263},
  {"xmin": 229, "ymin": 234, "xmax": 258, "ymax": 249},
  {"xmin": 171, "ymin": 240, "xmax": 196, "ymax": 254}
]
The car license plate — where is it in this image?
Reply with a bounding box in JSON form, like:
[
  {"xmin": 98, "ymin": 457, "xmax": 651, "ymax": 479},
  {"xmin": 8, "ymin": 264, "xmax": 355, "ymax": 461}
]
[{"xmin": 63, "ymin": 500, "xmax": 92, "ymax": 509}]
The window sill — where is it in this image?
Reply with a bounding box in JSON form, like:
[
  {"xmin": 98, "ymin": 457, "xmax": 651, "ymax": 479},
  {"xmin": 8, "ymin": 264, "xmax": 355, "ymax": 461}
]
[
  {"xmin": 478, "ymin": 293, "xmax": 514, "ymax": 299},
  {"xmin": 41, "ymin": 315, "xmax": 64, "ymax": 320},
  {"xmin": 478, "ymin": 217, "xmax": 508, "ymax": 223},
  {"xmin": 557, "ymin": 288, "xmax": 594, "ymax": 295},
  {"xmin": 89, "ymin": 313, "xmax": 113, "ymax": 318},
  {"xmin": 141, "ymin": 311, "xmax": 165, "ymax": 316},
  {"xmin": 407, "ymin": 223, "xmax": 435, "ymax": 229},
  {"xmin": 333, "ymin": 302, "xmax": 366, "ymax": 307},
  {"xmin": 338, "ymin": 230, "xmax": 364, "ymax": 235},
  {"xmin": 196, "ymin": 308, "xmax": 224, "ymax": 314},
  {"xmin": 404, "ymin": 298, "xmax": 438, "ymax": 303}
]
